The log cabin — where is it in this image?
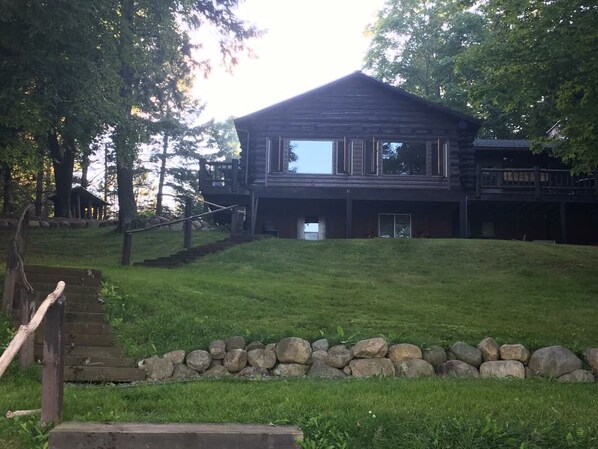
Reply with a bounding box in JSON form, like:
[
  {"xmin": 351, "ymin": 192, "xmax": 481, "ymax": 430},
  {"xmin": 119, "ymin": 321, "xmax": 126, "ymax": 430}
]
[{"xmin": 200, "ymin": 71, "xmax": 598, "ymax": 244}]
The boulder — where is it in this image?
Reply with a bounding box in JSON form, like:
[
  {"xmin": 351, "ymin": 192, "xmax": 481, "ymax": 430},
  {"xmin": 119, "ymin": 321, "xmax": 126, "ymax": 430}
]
[
  {"xmin": 478, "ymin": 337, "xmax": 500, "ymax": 362},
  {"xmin": 422, "ymin": 345, "xmax": 447, "ymax": 368},
  {"xmin": 163, "ymin": 350, "xmax": 186, "ymax": 365},
  {"xmin": 349, "ymin": 358, "xmax": 395, "ymax": 378},
  {"xmin": 437, "ymin": 360, "xmax": 480, "ymax": 378},
  {"xmin": 307, "ymin": 361, "xmax": 346, "ymax": 379},
  {"xmin": 238, "ymin": 366, "xmax": 271, "ymax": 379},
  {"xmin": 528, "ymin": 346, "xmax": 582, "ymax": 378},
  {"xmin": 327, "ymin": 345, "xmax": 353, "ymax": 368},
  {"xmin": 558, "ymin": 369, "xmax": 595, "ymax": 383},
  {"xmin": 276, "ymin": 337, "xmax": 311, "ymax": 364},
  {"xmin": 223, "ymin": 349, "xmax": 248, "ymax": 373},
  {"xmin": 246, "ymin": 341, "xmax": 265, "ymax": 352},
  {"xmin": 387, "ymin": 343, "xmax": 422, "ymax": 364},
  {"xmin": 480, "ymin": 360, "xmax": 525, "ymax": 379},
  {"xmin": 499, "ymin": 344, "xmax": 530, "ymax": 364},
  {"xmin": 186, "ymin": 350, "xmax": 212, "ymax": 373},
  {"xmin": 172, "ymin": 363, "xmax": 200, "ymax": 380},
  {"xmin": 352, "ymin": 338, "xmax": 388, "ymax": 358},
  {"xmin": 202, "ymin": 365, "xmax": 231, "ymax": 378},
  {"xmin": 449, "ymin": 342, "xmax": 482, "ymax": 367},
  {"xmin": 28, "ymin": 220, "xmax": 40, "ymax": 227},
  {"xmin": 265, "ymin": 343, "xmax": 277, "ymax": 352},
  {"xmin": 395, "ymin": 359, "xmax": 435, "ymax": 378},
  {"xmin": 140, "ymin": 357, "xmax": 174, "ymax": 381},
  {"xmin": 225, "ymin": 336, "xmax": 247, "ymax": 351},
  {"xmin": 209, "ymin": 340, "xmax": 226, "ymax": 359},
  {"xmin": 210, "ymin": 359, "xmax": 223, "ymax": 367},
  {"xmin": 312, "ymin": 338, "xmax": 330, "ymax": 352},
  {"xmin": 583, "ymin": 348, "xmax": 598, "ymax": 373},
  {"xmin": 343, "ymin": 366, "xmax": 352, "ymax": 376},
  {"xmin": 311, "ymin": 350, "xmax": 329, "ymax": 364},
  {"xmin": 40, "ymin": 221, "xmax": 50, "ymax": 228},
  {"xmin": 169, "ymin": 222, "xmax": 183, "ymax": 231},
  {"xmin": 273, "ymin": 363, "xmax": 308, "ymax": 377},
  {"xmin": 247, "ymin": 348, "xmax": 277, "ymax": 369}
]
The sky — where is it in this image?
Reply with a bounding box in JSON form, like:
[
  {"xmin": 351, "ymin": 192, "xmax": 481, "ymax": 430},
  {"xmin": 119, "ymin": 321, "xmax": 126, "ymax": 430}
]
[{"xmin": 192, "ymin": 0, "xmax": 386, "ymax": 121}]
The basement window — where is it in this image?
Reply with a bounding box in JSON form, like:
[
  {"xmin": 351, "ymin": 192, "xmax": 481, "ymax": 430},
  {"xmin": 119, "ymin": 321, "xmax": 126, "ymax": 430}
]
[{"xmin": 379, "ymin": 213, "xmax": 412, "ymax": 238}]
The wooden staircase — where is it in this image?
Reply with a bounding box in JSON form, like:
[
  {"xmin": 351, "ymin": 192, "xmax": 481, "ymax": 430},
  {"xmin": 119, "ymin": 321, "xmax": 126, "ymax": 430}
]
[
  {"xmin": 135, "ymin": 235, "xmax": 263, "ymax": 268},
  {"xmin": 14, "ymin": 265, "xmax": 145, "ymax": 383}
]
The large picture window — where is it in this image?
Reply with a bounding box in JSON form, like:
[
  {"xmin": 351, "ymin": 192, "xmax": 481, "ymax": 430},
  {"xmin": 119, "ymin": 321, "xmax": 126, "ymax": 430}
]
[
  {"xmin": 381, "ymin": 141, "xmax": 427, "ymax": 175},
  {"xmin": 288, "ymin": 140, "xmax": 334, "ymax": 174},
  {"xmin": 379, "ymin": 213, "xmax": 411, "ymax": 238}
]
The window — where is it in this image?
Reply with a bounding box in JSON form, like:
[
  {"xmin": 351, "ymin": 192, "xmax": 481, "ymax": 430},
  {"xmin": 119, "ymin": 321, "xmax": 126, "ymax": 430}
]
[
  {"xmin": 288, "ymin": 140, "xmax": 333, "ymax": 174},
  {"xmin": 364, "ymin": 138, "xmax": 378, "ymax": 174},
  {"xmin": 298, "ymin": 216, "xmax": 326, "ymax": 240},
  {"xmin": 336, "ymin": 139, "xmax": 351, "ymax": 174},
  {"xmin": 432, "ymin": 139, "xmax": 448, "ymax": 176},
  {"xmin": 268, "ymin": 137, "xmax": 283, "ymax": 173},
  {"xmin": 381, "ymin": 141, "xmax": 427, "ymax": 175},
  {"xmin": 379, "ymin": 213, "xmax": 411, "ymax": 238}
]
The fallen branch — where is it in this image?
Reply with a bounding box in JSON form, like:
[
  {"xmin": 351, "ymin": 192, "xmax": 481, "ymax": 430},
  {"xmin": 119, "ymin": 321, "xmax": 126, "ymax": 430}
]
[
  {"xmin": 0, "ymin": 281, "xmax": 66, "ymax": 379},
  {"xmin": 5, "ymin": 409, "xmax": 41, "ymax": 419}
]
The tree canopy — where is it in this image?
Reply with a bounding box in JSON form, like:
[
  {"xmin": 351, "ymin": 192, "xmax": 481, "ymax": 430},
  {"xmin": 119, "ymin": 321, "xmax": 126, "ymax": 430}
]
[{"xmin": 365, "ymin": 0, "xmax": 598, "ymax": 172}]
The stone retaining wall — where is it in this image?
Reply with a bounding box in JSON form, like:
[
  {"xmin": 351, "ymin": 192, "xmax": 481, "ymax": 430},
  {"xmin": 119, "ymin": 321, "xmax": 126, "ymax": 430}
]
[{"xmin": 139, "ymin": 336, "xmax": 598, "ymax": 383}]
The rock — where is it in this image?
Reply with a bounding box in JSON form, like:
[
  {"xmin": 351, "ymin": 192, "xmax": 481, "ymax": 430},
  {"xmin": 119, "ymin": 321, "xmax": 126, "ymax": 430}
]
[
  {"xmin": 500, "ymin": 344, "xmax": 530, "ymax": 364},
  {"xmin": 437, "ymin": 360, "xmax": 480, "ymax": 378},
  {"xmin": 525, "ymin": 366, "xmax": 533, "ymax": 379},
  {"xmin": 327, "ymin": 345, "xmax": 353, "ymax": 368},
  {"xmin": 246, "ymin": 341, "xmax": 265, "ymax": 352},
  {"xmin": 449, "ymin": 342, "xmax": 482, "ymax": 367},
  {"xmin": 311, "ymin": 350, "xmax": 329, "ymax": 364},
  {"xmin": 387, "ymin": 343, "xmax": 422, "ymax": 364},
  {"xmin": 223, "ymin": 349, "xmax": 248, "ymax": 373},
  {"xmin": 247, "ymin": 349, "xmax": 277, "ymax": 369},
  {"xmin": 40, "ymin": 221, "xmax": 50, "ymax": 228},
  {"xmin": 186, "ymin": 350, "xmax": 212, "ymax": 373},
  {"xmin": 558, "ymin": 369, "xmax": 595, "ymax": 383},
  {"xmin": 172, "ymin": 363, "xmax": 200, "ymax": 380},
  {"xmin": 312, "ymin": 339, "xmax": 329, "ymax": 352},
  {"xmin": 191, "ymin": 220, "xmax": 202, "ymax": 230},
  {"xmin": 49, "ymin": 221, "xmax": 60, "ymax": 228},
  {"xmin": 478, "ymin": 337, "xmax": 500, "ymax": 362},
  {"xmin": 209, "ymin": 340, "xmax": 226, "ymax": 359},
  {"xmin": 169, "ymin": 222, "xmax": 183, "ymax": 231},
  {"xmin": 238, "ymin": 366, "xmax": 271, "ymax": 379},
  {"xmin": 273, "ymin": 363, "xmax": 308, "ymax": 377},
  {"xmin": 583, "ymin": 348, "xmax": 598, "ymax": 373},
  {"xmin": 225, "ymin": 336, "xmax": 247, "ymax": 351},
  {"xmin": 352, "ymin": 338, "xmax": 388, "ymax": 358},
  {"xmin": 87, "ymin": 220, "xmax": 100, "ymax": 228},
  {"xmin": 395, "ymin": 359, "xmax": 435, "ymax": 378},
  {"xmin": 266, "ymin": 343, "xmax": 277, "ymax": 352},
  {"xmin": 140, "ymin": 357, "xmax": 174, "ymax": 380},
  {"xmin": 528, "ymin": 346, "xmax": 582, "ymax": 378},
  {"xmin": 307, "ymin": 361, "xmax": 346, "ymax": 379},
  {"xmin": 422, "ymin": 346, "xmax": 447, "ymax": 368},
  {"xmin": 163, "ymin": 350, "xmax": 186, "ymax": 365},
  {"xmin": 210, "ymin": 359, "xmax": 223, "ymax": 367},
  {"xmin": 480, "ymin": 360, "xmax": 525, "ymax": 379},
  {"xmin": 276, "ymin": 337, "xmax": 311, "ymax": 364},
  {"xmin": 58, "ymin": 221, "xmax": 70, "ymax": 228},
  {"xmin": 28, "ymin": 220, "xmax": 40, "ymax": 227},
  {"xmin": 202, "ymin": 365, "xmax": 231, "ymax": 378},
  {"xmin": 343, "ymin": 366, "xmax": 352, "ymax": 376},
  {"xmin": 349, "ymin": 358, "xmax": 395, "ymax": 378}
]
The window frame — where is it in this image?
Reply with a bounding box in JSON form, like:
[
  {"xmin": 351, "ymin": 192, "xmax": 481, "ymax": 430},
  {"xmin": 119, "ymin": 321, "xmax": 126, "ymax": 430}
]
[{"xmin": 378, "ymin": 213, "xmax": 412, "ymax": 239}]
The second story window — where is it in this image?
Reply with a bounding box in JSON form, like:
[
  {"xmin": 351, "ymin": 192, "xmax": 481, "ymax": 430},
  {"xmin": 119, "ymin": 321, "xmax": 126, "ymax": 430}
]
[
  {"xmin": 288, "ymin": 140, "xmax": 334, "ymax": 174},
  {"xmin": 366, "ymin": 139, "xmax": 449, "ymax": 177}
]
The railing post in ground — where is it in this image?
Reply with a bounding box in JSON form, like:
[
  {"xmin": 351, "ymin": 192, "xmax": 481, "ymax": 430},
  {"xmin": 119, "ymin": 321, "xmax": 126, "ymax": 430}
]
[
  {"xmin": 19, "ymin": 290, "xmax": 36, "ymax": 370},
  {"xmin": 230, "ymin": 207, "xmax": 243, "ymax": 236},
  {"xmin": 184, "ymin": 197, "xmax": 193, "ymax": 250},
  {"xmin": 41, "ymin": 294, "xmax": 65, "ymax": 426},
  {"xmin": 122, "ymin": 232, "xmax": 133, "ymax": 266}
]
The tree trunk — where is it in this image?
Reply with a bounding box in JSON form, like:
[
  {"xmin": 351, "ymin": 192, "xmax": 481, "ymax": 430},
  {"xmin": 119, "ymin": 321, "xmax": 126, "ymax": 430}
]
[
  {"xmin": 115, "ymin": 154, "xmax": 137, "ymax": 231},
  {"xmin": 1, "ymin": 163, "xmax": 11, "ymax": 215},
  {"xmin": 80, "ymin": 151, "xmax": 89, "ymax": 189},
  {"xmin": 48, "ymin": 132, "xmax": 75, "ymax": 218},
  {"xmin": 34, "ymin": 167, "xmax": 44, "ymax": 217},
  {"xmin": 155, "ymin": 131, "xmax": 169, "ymax": 216}
]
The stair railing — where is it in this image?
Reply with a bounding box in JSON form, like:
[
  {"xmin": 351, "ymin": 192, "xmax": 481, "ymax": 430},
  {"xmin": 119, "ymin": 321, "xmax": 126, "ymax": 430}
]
[
  {"xmin": 121, "ymin": 198, "xmax": 240, "ymax": 265},
  {"xmin": 2, "ymin": 204, "xmax": 35, "ymax": 315}
]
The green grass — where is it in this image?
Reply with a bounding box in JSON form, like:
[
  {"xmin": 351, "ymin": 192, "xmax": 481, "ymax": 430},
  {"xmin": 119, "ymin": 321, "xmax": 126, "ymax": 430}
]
[{"xmin": 1, "ymin": 227, "xmax": 598, "ymax": 448}]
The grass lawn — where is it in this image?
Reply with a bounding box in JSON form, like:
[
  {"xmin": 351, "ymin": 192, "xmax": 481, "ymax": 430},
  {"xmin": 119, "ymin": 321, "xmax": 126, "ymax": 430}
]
[{"xmin": 1, "ymin": 227, "xmax": 598, "ymax": 448}]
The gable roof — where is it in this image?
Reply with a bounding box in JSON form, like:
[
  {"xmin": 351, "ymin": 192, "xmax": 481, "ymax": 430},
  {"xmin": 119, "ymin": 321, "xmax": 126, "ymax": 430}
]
[{"xmin": 235, "ymin": 71, "xmax": 482, "ymax": 127}]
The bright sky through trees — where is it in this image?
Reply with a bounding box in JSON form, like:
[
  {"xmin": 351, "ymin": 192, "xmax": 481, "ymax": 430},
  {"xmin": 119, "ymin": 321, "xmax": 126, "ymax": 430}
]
[{"xmin": 193, "ymin": 0, "xmax": 385, "ymax": 120}]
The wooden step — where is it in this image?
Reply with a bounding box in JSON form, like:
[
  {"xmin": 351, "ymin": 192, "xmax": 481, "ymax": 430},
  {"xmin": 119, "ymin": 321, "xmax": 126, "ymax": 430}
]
[
  {"xmin": 66, "ymin": 302, "xmax": 106, "ymax": 313},
  {"xmin": 66, "ymin": 356, "xmax": 138, "ymax": 368},
  {"xmin": 35, "ymin": 344, "xmax": 124, "ymax": 358},
  {"xmin": 64, "ymin": 366, "xmax": 145, "ymax": 382},
  {"xmin": 26, "ymin": 265, "xmax": 102, "ymax": 279},
  {"xmin": 35, "ymin": 332, "xmax": 115, "ymax": 347},
  {"xmin": 18, "ymin": 282, "xmax": 100, "ymax": 295},
  {"xmin": 65, "ymin": 322, "xmax": 113, "ymax": 334},
  {"xmin": 24, "ymin": 272, "xmax": 102, "ymax": 287},
  {"xmin": 49, "ymin": 423, "xmax": 303, "ymax": 448},
  {"xmin": 66, "ymin": 312, "xmax": 109, "ymax": 323}
]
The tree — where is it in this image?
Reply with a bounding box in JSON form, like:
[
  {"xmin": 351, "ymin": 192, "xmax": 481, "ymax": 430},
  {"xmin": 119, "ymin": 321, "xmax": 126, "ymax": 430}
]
[{"xmin": 459, "ymin": 0, "xmax": 598, "ymax": 172}]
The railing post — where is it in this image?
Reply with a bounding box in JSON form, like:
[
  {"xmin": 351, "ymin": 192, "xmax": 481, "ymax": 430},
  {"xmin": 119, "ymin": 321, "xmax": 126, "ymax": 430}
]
[
  {"xmin": 184, "ymin": 197, "xmax": 193, "ymax": 250},
  {"xmin": 41, "ymin": 295, "xmax": 65, "ymax": 426},
  {"xmin": 475, "ymin": 164, "xmax": 481, "ymax": 198},
  {"xmin": 231, "ymin": 159, "xmax": 239, "ymax": 192},
  {"xmin": 122, "ymin": 232, "xmax": 133, "ymax": 266},
  {"xmin": 19, "ymin": 290, "xmax": 36, "ymax": 370},
  {"xmin": 534, "ymin": 165, "xmax": 542, "ymax": 199},
  {"xmin": 230, "ymin": 207, "xmax": 243, "ymax": 236}
]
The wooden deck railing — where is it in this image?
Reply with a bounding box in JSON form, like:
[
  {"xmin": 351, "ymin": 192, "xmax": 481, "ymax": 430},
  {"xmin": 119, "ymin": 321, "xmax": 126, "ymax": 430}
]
[
  {"xmin": 121, "ymin": 198, "xmax": 242, "ymax": 265},
  {"xmin": 199, "ymin": 159, "xmax": 241, "ymax": 192},
  {"xmin": 476, "ymin": 166, "xmax": 598, "ymax": 198}
]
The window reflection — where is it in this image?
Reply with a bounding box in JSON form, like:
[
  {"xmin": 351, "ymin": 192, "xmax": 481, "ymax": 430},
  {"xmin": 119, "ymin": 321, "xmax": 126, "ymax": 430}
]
[{"xmin": 288, "ymin": 140, "xmax": 333, "ymax": 174}]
